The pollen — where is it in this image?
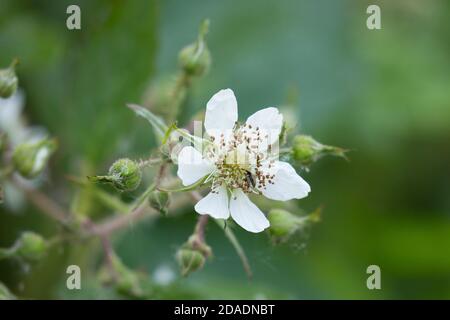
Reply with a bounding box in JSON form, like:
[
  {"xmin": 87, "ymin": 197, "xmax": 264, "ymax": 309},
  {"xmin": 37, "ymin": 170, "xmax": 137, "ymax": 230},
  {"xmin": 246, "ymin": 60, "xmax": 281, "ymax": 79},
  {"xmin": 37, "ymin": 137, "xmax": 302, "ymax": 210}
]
[{"xmin": 206, "ymin": 123, "xmax": 275, "ymax": 194}]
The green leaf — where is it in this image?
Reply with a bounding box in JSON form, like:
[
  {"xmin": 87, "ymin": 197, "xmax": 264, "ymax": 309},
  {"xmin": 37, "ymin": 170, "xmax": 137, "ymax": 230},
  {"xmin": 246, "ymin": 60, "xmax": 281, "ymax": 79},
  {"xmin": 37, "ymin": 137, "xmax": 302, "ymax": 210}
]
[{"xmin": 127, "ymin": 104, "xmax": 168, "ymax": 142}]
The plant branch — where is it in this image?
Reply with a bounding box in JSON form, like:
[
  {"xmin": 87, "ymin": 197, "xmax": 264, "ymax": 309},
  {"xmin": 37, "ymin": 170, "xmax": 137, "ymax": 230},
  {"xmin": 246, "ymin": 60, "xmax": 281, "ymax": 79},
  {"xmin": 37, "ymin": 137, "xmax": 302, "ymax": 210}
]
[{"xmin": 12, "ymin": 177, "xmax": 70, "ymax": 225}]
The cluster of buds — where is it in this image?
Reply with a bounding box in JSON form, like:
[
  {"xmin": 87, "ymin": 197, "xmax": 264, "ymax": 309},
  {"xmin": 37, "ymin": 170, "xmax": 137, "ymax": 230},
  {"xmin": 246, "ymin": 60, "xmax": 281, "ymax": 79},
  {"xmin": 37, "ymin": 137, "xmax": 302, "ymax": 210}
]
[
  {"xmin": 268, "ymin": 208, "xmax": 321, "ymax": 244},
  {"xmin": 291, "ymin": 135, "xmax": 347, "ymax": 168},
  {"xmin": 176, "ymin": 234, "xmax": 212, "ymax": 277},
  {"xmin": 89, "ymin": 158, "xmax": 142, "ymax": 192}
]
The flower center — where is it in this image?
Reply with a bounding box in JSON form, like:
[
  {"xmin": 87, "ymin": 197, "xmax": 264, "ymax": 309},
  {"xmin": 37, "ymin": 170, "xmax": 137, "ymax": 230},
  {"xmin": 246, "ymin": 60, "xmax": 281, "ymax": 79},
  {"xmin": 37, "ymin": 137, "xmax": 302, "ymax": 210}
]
[{"xmin": 207, "ymin": 123, "xmax": 276, "ymax": 194}]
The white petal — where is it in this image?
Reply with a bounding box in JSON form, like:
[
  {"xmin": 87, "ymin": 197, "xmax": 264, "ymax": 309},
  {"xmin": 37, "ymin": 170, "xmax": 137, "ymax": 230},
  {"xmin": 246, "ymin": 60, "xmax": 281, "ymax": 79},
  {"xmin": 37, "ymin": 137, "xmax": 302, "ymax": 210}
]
[
  {"xmin": 177, "ymin": 146, "xmax": 215, "ymax": 186},
  {"xmin": 260, "ymin": 161, "xmax": 310, "ymax": 201},
  {"xmin": 204, "ymin": 89, "xmax": 238, "ymax": 140},
  {"xmin": 194, "ymin": 185, "xmax": 230, "ymax": 219},
  {"xmin": 245, "ymin": 107, "xmax": 283, "ymax": 146},
  {"xmin": 230, "ymin": 189, "xmax": 269, "ymax": 233}
]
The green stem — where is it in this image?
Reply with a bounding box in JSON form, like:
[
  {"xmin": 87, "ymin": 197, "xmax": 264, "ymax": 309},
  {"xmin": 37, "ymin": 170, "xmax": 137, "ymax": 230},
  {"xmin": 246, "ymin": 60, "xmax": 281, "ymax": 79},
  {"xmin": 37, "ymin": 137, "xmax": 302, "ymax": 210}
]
[
  {"xmin": 215, "ymin": 220, "xmax": 253, "ymax": 279},
  {"xmin": 131, "ymin": 183, "xmax": 156, "ymax": 211}
]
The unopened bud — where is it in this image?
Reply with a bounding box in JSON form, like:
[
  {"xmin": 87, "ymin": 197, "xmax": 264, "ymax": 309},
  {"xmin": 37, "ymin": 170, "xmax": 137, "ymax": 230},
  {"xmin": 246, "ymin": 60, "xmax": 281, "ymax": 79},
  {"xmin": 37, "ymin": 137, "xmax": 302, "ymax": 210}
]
[
  {"xmin": 149, "ymin": 190, "xmax": 170, "ymax": 215},
  {"xmin": 89, "ymin": 158, "xmax": 142, "ymax": 192},
  {"xmin": 12, "ymin": 138, "xmax": 57, "ymax": 179},
  {"xmin": 15, "ymin": 231, "xmax": 47, "ymax": 262},
  {"xmin": 178, "ymin": 20, "xmax": 211, "ymax": 77},
  {"xmin": 176, "ymin": 247, "xmax": 205, "ymax": 277},
  {"xmin": 176, "ymin": 234, "xmax": 212, "ymax": 277},
  {"xmin": 268, "ymin": 208, "xmax": 321, "ymax": 243},
  {"xmin": 291, "ymin": 135, "xmax": 347, "ymax": 168},
  {"xmin": 0, "ymin": 59, "xmax": 19, "ymax": 99}
]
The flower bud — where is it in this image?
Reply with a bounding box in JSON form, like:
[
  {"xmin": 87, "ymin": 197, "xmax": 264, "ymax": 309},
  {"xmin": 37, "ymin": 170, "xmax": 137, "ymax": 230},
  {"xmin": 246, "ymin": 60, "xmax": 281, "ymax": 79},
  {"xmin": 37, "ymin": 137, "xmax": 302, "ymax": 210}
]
[
  {"xmin": 268, "ymin": 209, "xmax": 302, "ymax": 242},
  {"xmin": 0, "ymin": 59, "xmax": 19, "ymax": 99},
  {"xmin": 268, "ymin": 208, "xmax": 321, "ymax": 244},
  {"xmin": 178, "ymin": 20, "xmax": 211, "ymax": 77},
  {"xmin": 12, "ymin": 138, "xmax": 57, "ymax": 179},
  {"xmin": 89, "ymin": 158, "xmax": 142, "ymax": 192},
  {"xmin": 108, "ymin": 159, "xmax": 141, "ymax": 191},
  {"xmin": 149, "ymin": 190, "xmax": 170, "ymax": 215},
  {"xmin": 15, "ymin": 231, "xmax": 47, "ymax": 262},
  {"xmin": 176, "ymin": 235, "xmax": 212, "ymax": 277},
  {"xmin": 176, "ymin": 247, "xmax": 205, "ymax": 277},
  {"xmin": 291, "ymin": 135, "xmax": 347, "ymax": 168}
]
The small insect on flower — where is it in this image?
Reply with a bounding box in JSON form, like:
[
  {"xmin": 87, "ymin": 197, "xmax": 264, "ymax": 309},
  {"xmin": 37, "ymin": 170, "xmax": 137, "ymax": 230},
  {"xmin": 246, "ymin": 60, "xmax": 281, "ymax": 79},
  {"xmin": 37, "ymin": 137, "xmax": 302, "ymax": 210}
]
[
  {"xmin": 245, "ymin": 170, "xmax": 256, "ymax": 188},
  {"xmin": 176, "ymin": 89, "xmax": 311, "ymax": 233}
]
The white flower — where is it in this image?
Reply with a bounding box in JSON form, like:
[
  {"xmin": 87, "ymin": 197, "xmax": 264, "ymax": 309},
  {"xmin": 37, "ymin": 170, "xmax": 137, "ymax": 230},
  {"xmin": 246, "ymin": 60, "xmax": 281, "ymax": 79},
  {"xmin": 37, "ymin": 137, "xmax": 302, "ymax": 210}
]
[{"xmin": 176, "ymin": 89, "xmax": 310, "ymax": 233}]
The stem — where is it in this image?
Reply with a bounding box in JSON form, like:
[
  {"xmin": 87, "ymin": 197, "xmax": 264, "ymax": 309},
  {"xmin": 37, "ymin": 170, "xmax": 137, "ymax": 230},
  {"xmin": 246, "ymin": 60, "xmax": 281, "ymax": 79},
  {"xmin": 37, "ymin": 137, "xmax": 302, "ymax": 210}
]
[
  {"xmin": 130, "ymin": 183, "xmax": 156, "ymax": 211},
  {"xmin": 218, "ymin": 220, "xmax": 253, "ymax": 279},
  {"xmin": 88, "ymin": 204, "xmax": 151, "ymax": 237},
  {"xmin": 138, "ymin": 157, "xmax": 162, "ymax": 168},
  {"xmin": 194, "ymin": 215, "xmax": 209, "ymax": 243},
  {"xmin": 12, "ymin": 177, "xmax": 70, "ymax": 225},
  {"xmin": 191, "ymin": 191, "xmax": 251, "ymax": 278}
]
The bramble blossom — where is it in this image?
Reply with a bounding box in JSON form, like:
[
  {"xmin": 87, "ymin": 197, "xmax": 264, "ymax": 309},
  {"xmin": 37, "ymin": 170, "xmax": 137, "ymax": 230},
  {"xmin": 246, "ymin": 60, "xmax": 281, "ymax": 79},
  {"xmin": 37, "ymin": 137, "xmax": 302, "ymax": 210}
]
[{"xmin": 177, "ymin": 89, "xmax": 310, "ymax": 233}]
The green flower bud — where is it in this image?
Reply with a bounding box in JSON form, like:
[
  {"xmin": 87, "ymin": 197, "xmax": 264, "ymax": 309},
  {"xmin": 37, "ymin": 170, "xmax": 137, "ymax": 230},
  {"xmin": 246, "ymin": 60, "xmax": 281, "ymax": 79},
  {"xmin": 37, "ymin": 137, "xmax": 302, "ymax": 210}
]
[
  {"xmin": 176, "ymin": 247, "xmax": 206, "ymax": 277},
  {"xmin": 268, "ymin": 209, "xmax": 302, "ymax": 241},
  {"xmin": 12, "ymin": 139, "xmax": 57, "ymax": 179},
  {"xmin": 108, "ymin": 159, "xmax": 141, "ymax": 191},
  {"xmin": 268, "ymin": 208, "xmax": 321, "ymax": 244},
  {"xmin": 15, "ymin": 231, "xmax": 47, "ymax": 262},
  {"xmin": 89, "ymin": 158, "xmax": 142, "ymax": 192},
  {"xmin": 291, "ymin": 135, "xmax": 347, "ymax": 168},
  {"xmin": 178, "ymin": 20, "xmax": 211, "ymax": 77},
  {"xmin": 176, "ymin": 234, "xmax": 212, "ymax": 277},
  {"xmin": 0, "ymin": 59, "xmax": 19, "ymax": 99},
  {"xmin": 149, "ymin": 190, "xmax": 170, "ymax": 215}
]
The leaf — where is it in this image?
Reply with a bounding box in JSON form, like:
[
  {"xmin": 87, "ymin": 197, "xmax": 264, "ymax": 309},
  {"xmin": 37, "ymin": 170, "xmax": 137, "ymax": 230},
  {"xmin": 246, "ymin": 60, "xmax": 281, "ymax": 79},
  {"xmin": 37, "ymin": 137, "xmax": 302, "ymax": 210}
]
[{"xmin": 127, "ymin": 103, "xmax": 168, "ymax": 142}]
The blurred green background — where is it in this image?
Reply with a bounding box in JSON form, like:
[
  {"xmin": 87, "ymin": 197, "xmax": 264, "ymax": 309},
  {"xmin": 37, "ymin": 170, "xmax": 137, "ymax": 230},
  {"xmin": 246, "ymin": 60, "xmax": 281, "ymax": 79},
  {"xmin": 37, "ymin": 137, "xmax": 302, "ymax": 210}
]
[{"xmin": 1, "ymin": 0, "xmax": 450, "ymax": 299}]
